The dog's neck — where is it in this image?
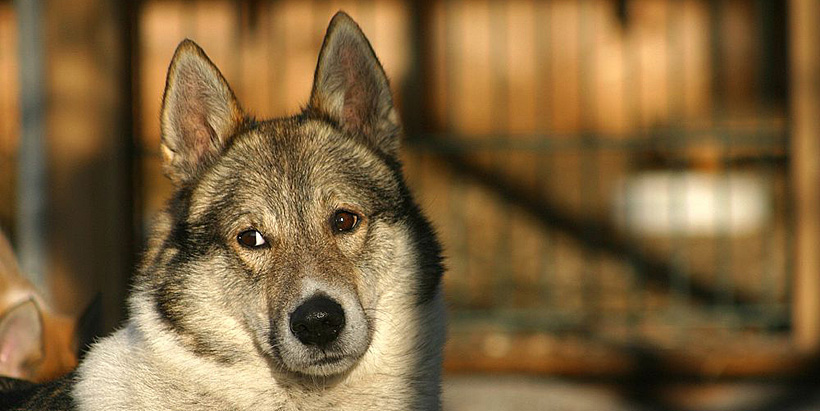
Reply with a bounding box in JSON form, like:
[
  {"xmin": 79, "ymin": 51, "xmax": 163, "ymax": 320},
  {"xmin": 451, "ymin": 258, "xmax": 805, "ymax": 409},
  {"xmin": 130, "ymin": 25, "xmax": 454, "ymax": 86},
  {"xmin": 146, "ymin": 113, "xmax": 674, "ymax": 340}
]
[{"xmin": 72, "ymin": 288, "xmax": 444, "ymax": 411}]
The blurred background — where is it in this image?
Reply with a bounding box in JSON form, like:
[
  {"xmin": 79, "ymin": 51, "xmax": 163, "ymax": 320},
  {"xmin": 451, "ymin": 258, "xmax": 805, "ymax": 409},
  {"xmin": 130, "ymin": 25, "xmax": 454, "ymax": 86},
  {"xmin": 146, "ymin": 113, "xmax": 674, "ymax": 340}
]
[{"xmin": 1, "ymin": 0, "xmax": 819, "ymax": 410}]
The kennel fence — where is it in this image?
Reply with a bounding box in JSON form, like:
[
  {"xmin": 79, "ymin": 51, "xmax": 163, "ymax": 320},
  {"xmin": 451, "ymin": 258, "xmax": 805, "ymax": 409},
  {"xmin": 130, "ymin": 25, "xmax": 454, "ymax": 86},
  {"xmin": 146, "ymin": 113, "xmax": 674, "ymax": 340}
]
[
  {"xmin": 0, "ymin": 0, "xmax": 797, "ymax": 375},
  {"xmin": 133, "ymin": 0, "xmax": 793, "ymax": 373}
]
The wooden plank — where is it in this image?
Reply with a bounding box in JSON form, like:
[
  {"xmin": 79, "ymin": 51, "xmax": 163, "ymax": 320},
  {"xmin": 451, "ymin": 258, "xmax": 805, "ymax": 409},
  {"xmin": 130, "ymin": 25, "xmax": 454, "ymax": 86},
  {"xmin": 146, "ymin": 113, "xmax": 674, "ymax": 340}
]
[
  {"xmin": 44, "ymin": 0, "xmax": 134, "ymax": 331},
  {"xmin": 15, "ymin": 0, "xmax": 48, "ymax": 292},
  {"xmin": 789, "ymin": 0, "xmax": 820, "ymax": 352},
  {"xmin": 444, "ymin": 333, "xmax": 804, "ymax": 378},
  {"xmin": 0, "ymin": 4, "xmax": 19, "ymax": 233}
]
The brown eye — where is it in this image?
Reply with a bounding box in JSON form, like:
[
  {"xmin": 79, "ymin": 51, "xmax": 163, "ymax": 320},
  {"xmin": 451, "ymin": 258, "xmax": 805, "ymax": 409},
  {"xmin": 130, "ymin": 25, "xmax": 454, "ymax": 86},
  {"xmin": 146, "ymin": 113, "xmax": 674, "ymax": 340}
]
[
  {"xmin": 333, "ymin": 210, "xmax": 360, "ymax": 233},
  {"xmin": 237, "ymin": 229, "xmax": 267, "ymax": 249}
]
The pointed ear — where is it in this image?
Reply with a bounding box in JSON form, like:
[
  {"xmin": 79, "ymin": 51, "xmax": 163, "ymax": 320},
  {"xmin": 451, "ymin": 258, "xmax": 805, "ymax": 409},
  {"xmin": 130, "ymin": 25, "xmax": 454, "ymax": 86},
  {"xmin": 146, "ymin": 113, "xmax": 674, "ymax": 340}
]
[
  {"xmin": 72, "ymin": 293, "xmax": 102, "ymax": 361},
  {"xmin": 308, "ymin": 12, "xmax": 401, "ymax": 157},
  {"xmin": 0, "ymin": 300, "xmax": 44, "ymax": 379},
  {"xmin": 161, "ymin": 39, "xmax": 245, "ymax": 185}
]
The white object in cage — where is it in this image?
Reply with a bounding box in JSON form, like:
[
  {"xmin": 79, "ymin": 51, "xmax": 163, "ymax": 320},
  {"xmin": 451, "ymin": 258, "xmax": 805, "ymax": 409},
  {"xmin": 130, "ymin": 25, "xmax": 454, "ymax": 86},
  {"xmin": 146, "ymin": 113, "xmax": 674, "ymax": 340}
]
[{"xmin": 613, "ymin": 171, "xmax": 771, "ymax": 236}]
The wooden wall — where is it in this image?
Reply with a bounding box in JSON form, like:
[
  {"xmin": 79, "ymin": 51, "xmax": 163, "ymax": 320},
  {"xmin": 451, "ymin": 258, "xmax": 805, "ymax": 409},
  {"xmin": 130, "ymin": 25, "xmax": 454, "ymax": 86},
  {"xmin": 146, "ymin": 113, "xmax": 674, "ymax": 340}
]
[
  {"xmin": 790, "ymin": 0, "xmax": 820, "ymax": 353},
  {"xmin": 0, "ymin": 0, "xmax": 813, "ymax": 375},
  {"xmin": 0, "ymin": 4, "xmax": 18, "ymax": 236}
]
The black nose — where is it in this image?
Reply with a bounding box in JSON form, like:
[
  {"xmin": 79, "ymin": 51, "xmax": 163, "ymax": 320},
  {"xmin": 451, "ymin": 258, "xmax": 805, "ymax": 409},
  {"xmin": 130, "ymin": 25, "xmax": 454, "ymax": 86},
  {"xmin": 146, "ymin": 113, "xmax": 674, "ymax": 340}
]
[{"xmin": 289, "ymin": 295, "xmax": 345, "ymax": 347}]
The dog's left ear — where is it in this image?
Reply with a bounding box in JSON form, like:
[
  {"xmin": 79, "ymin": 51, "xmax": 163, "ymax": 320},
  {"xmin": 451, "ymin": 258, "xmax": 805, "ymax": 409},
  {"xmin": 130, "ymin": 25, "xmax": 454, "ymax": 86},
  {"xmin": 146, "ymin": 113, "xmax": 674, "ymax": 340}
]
[
  {"xmin": 160, "ymin": 40, "xmax": 245, "ymax": 185},
  {"xmin": 309, "ymin": 12, "xmax": 401, "ymax": 158}
]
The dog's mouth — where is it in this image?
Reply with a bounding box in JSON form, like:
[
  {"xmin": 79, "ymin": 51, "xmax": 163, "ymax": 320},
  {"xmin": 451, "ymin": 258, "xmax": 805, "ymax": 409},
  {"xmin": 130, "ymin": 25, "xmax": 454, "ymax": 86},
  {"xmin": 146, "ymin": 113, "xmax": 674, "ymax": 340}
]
[
  {"xmin": 272, "ymin": 343, "xmax": 366, "ymax": 377},
  {"xmin": 313, "ymin": 354, "xmax": 347, "ymax": 366}
]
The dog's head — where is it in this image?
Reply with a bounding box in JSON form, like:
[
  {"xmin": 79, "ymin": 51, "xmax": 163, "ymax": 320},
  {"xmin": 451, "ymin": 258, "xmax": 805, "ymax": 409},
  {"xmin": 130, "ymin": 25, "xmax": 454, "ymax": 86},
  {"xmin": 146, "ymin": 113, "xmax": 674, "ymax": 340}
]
[{"xmin": 139, "ymin": 12, "xmax": 442, "ymax": 379}]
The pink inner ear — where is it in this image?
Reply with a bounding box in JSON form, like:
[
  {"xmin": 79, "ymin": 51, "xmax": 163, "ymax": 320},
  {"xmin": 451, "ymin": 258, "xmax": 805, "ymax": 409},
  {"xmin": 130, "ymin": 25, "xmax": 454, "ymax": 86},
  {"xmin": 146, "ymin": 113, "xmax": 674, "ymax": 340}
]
[
  {"xmin": 162, "ymin": 54, "xmax": 240, "ymax": 184},
  {"xmin": 179, "ymin": 109, "xmax": 217, "ymax": 162},
  {"xmin": 338, "ymin": 44, "xmax": 376, "ymax": 135},
  {"xmin": 0, "ymin": 310, "xmax": 42, "ymax": 378},
  {"xmin": 0, "ymin": 335, "xmax": 21, "ymax": 365},
  {"xmin": 343, "ymin": 86, "xmax": 370, "ymax": 133}
]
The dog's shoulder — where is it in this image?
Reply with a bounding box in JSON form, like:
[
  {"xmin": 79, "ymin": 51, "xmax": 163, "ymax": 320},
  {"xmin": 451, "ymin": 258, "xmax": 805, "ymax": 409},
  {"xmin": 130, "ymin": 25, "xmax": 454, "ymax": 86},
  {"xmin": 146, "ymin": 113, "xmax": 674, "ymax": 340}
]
[{"xmin": 0, "ymin": 372, "xmax": 77, "ymax": 410}]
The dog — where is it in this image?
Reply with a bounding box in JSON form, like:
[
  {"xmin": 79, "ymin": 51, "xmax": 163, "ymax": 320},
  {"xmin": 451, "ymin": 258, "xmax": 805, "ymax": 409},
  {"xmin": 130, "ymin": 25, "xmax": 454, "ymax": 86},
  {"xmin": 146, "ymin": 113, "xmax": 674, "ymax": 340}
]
[
  {"xmin": 0, "ymin": 11, "xmax": 445, "ymax": 410},
  {"xmin": 0, "ymin": 229, "xmax": 99, "ymax": 384}
]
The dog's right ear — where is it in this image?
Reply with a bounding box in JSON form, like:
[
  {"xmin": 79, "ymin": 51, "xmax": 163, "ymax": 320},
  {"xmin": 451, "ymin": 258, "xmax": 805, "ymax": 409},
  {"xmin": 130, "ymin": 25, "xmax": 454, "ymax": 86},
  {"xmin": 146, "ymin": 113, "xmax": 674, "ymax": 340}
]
[
  {"xmin": 160, "ymin": 40, "xmax": 245, "ymax": 185},
  {"xmin": 0, "ymin": 299, "xmax": 44, "ymax": 380},
  {"xmin": 309, "ymin": 12, "xmax": 401, "ymax": 159}
]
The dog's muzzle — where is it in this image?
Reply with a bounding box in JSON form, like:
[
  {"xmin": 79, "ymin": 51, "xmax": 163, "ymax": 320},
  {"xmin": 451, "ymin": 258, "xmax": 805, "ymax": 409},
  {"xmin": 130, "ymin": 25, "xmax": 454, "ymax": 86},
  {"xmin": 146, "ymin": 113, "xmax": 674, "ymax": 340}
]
[
  {"xmin": 272, "ymin": 287, "xmax": 369, "ymax": 376},
  {"xmin": 289, "ymin": 295, "xmax": 345, "ymax": 348}
]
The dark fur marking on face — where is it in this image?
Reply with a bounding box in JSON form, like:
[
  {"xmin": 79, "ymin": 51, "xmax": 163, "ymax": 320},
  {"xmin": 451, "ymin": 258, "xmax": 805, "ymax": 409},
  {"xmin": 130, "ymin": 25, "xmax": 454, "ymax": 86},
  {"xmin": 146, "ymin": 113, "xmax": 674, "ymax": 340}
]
[
  {"xmin": 403, "ymin": 202, "xmax": 445, "ymax": 305},
  {"xmin": 189, "ymin": 337, "xmax": 243, "ymax": 365},
  {"xmin": 152, "ymin": 270, "xmax": 243, "ymax": 366},
  {"xmin": 267, "ymin": 326, "xmax": 286, "ymax": 365},
  {"xmin": 147, "ymin": 176, "xmax": 250, "ymax": 366},
  {"xmin": 389, "ymin": 169, "xmax": 445, "ymax": 305}
]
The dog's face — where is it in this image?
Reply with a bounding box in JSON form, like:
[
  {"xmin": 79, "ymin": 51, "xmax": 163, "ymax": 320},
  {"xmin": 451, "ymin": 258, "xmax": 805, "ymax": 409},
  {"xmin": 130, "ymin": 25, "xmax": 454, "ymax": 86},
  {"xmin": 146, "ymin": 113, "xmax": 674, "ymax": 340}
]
[
  {"xmin": 139, "ymin": 13, "xmax": 441, "ymax": 378},
  {"xmin": 185, "ymin": 119, "xmax": 407, "ymax": 377}
]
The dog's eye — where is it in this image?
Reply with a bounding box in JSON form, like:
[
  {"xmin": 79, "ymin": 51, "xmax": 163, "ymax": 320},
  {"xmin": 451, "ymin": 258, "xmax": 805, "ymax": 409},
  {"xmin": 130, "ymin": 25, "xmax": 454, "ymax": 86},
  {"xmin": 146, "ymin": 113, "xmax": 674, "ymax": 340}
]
[
  {"xmin": 237, "ymin": 229, "xmax": 267, "ymax": 248},
  {"xmin": 332, "ymin": 210, "xmax": 360, "ymax": 233}
]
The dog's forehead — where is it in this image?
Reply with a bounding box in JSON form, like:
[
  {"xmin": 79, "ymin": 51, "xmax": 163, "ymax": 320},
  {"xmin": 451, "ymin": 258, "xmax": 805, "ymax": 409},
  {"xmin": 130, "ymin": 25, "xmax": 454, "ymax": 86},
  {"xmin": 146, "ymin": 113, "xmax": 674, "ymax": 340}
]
[
  {"xmin": 237, "ymin": 118, "xmax": 393, "ymax": 184},
  {"xmin": 192, "ymin": 117, "xmax": 400, "ymax": 217}
]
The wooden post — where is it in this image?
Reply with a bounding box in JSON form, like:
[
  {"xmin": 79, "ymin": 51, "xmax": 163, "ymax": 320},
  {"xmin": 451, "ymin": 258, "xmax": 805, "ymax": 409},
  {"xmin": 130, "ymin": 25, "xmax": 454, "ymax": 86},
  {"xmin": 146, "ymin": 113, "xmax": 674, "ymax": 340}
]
[
  {"xmin": 790, "ymin": 0, "xmax": 820, "ymax": 352},
  {"xmin": 44, "ymin": 0, "xmax": 134, "ymax": 331},
  {"xmin": 14, "ymin": 0, "xmax": 48, "ymax": 292}
]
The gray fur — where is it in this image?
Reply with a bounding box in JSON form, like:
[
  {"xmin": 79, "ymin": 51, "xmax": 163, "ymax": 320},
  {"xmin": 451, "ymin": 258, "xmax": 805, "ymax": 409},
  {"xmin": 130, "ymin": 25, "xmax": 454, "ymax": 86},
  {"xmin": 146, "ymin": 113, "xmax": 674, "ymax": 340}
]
[{"xmin": 0, "ymin": 11, "xmax": 445, "ymax": 411}]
